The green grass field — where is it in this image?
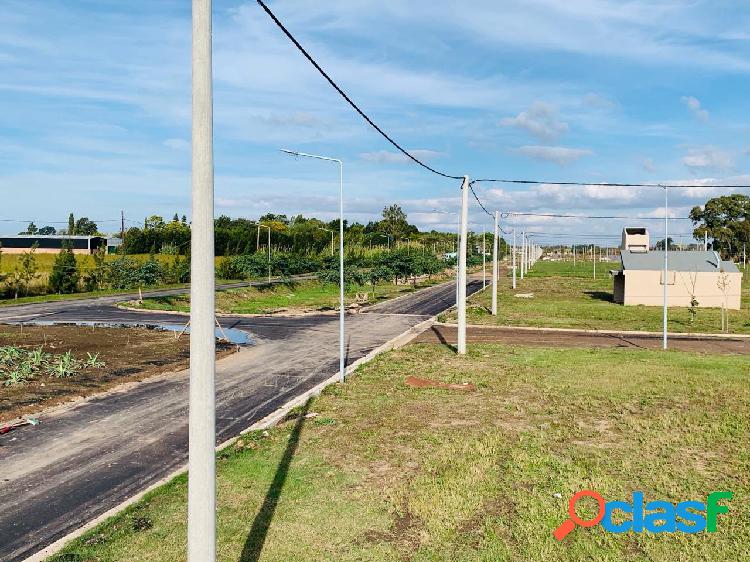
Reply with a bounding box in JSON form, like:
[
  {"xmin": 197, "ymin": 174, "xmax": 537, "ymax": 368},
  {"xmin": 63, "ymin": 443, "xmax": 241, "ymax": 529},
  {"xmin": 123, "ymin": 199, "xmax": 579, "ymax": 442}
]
[
  {"xmin": 131, "ymin": 278, "xmax": 444, "ymax": 314},
  {"xmin": 50, "ymin": 343, "xmax": 750, "ymax": 562},
  {"xmin": 450, "ymin": 259, "xmax": 750, "ymax": 334}
]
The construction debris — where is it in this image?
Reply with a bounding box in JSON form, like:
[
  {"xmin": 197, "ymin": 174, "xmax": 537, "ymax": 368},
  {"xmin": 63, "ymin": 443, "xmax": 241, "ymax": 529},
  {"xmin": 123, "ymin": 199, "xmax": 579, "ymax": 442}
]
[{"xmin": 1, "ymin": 417, "xmax": 40, "ymax": 435}]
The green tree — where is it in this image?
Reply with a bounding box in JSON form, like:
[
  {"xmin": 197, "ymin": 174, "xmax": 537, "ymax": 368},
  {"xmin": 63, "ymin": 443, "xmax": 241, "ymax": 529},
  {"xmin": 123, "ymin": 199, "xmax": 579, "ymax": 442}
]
[
  {"xmin": 74, "ymin": 217, "xmax": 98, "ymax": 236},
  {"xmin": 20, "ymin": 222, "xmax": 38, "ymax": 235},
  {"xmin": 654, "ymin": 237, "xmax": 676, "ymax": 251},
  {"xmin": 68, "ymin": 213, "xmax": 75, "ymax": 235},
  {"xmin": 381, "ymin": 204, "xmax": 411, "ymax": 240},
  {"xmin": 690, "ymin": 194, "xmax": 750, "ymax": 259},
  {"xmin": 84, "ymin": 248, "xmax": 107, "ymax": 291},
  {"xmin": 38, "ymin": 225, "xmax": 56, "ymax": 235},
  {"xmin": 7, "ymin": 243, "xmax": 39, "ymax": 298},
  {"xmin": 49, "ymin": 246, "xmax": 79, "ymax": 294}
]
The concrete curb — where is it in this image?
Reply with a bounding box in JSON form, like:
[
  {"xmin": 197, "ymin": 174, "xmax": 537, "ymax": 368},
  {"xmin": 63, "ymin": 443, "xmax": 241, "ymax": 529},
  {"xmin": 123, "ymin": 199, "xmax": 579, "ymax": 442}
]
[
  {"xmin": 23, "ymin": 315, "xmax": 436, "ymax": 562},
  {"xmin": 434, "ymin": 321, "xmax": 750, "ymax": 341}
]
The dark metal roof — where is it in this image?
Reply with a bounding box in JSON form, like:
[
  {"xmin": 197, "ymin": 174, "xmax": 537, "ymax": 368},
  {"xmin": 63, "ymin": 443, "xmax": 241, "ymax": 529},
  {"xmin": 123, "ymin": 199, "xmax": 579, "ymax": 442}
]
[{"xmin": 620, "ymin": 250, "xmax": 740, "ymax": 273}]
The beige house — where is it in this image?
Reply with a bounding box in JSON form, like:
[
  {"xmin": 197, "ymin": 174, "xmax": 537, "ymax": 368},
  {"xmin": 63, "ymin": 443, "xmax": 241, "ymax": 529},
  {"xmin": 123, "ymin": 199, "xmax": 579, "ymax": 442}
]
[{"xmin": 612, "ymin": 228, "xmax": 743, "ymax": 310}]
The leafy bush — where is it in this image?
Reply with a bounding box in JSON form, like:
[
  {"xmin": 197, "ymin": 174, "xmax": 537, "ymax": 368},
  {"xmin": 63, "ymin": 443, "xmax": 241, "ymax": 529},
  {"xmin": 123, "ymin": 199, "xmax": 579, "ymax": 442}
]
[
  {"xmin": 106, "ymin": 257, "xmax": 166, "ymax": 289},
  {"xmin": 217, "ymin": 252, "xmax": 322, "ymax": 280},
  {"xmin": 317, "ymin": 265, "xmax": 369, "ymax": 287},
  {"xmin": 48, "ymin": 247, "xmax": 79, "ymax": 294}
]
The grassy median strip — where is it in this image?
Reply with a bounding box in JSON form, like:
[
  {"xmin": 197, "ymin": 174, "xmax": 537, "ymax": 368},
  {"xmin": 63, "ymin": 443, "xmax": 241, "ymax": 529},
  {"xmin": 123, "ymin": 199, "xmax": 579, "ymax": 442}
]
[
  {"xmin": 130, "ymin": 278, "xmax": 443, "ymax": 314},
  {"xmin": 51, "ymin": 343, "xmax": 749, "ymax": 562},
  {"xmin": 448, "ymin": 260, "xmax": 750, "ymax": 334}
]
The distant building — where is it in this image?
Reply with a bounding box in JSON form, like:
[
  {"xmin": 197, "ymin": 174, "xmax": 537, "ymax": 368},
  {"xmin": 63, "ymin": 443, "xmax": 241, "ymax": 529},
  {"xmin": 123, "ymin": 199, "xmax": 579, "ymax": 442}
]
[
  {"xmin": 0, "ymin": 235, "xmax": 106, "ymax": 255},
  {"xmin": 106, "ymin": 237, "xmax": 122, "ymax": 254},
  {"xmin": 612, "ymin": 227, "xmax": 742, "ymax": 309}
]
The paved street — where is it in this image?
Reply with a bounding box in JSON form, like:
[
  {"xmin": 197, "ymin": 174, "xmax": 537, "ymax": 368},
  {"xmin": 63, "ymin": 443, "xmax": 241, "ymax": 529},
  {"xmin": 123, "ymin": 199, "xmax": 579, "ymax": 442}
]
[{"xmin": 0, "ymin": 278, "xmax": 481, "ymax": 562}]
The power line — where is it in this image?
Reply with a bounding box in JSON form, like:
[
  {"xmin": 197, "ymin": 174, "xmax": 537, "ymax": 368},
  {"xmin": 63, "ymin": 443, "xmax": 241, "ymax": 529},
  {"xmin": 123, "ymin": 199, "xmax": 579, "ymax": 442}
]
[
  {"xmin": 504, "ymin": 211, "xmax": 693, "ymax": 221},
  {"xmin": 256, "ymin": 1, "xmax": 750, "ymax": 231},
  {"xmin": 472, "ymin": 178, "xmax": 750, "ymax": 188},
  {"xmin": 0, "ymin": 218, "xmax": 123, "ymax": 224},
  {"xmin": 256, "ymin": 0, "xmax": 462, "ymax": 181}
]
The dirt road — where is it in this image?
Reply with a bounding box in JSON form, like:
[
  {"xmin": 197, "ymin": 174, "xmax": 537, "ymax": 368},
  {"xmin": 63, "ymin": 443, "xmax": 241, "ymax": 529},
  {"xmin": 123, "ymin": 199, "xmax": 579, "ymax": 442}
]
[{"xmin": 414, "ymin": 324, "xmax": 750, "ymax": 354}]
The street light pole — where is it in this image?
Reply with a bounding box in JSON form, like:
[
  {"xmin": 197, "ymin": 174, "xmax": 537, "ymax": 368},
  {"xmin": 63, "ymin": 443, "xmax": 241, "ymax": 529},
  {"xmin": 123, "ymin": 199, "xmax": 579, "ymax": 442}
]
[
  {"xmin": 513, "ymin": 228, "xmax": 516, "ymax": 290},
  {"xmin": 281, "ymin": 149, "xmax": 345, "ymax": 381},
  {"xmin": 662, "ymin": 184, "xmax": 669, "ymax": 350},
  {"xmin": 492, "ymin": 211, "xmax": 499, "ymax": 315},
  {"xmin": 189, "ymin": 1, "xmax": 215, "ymax": 560}
]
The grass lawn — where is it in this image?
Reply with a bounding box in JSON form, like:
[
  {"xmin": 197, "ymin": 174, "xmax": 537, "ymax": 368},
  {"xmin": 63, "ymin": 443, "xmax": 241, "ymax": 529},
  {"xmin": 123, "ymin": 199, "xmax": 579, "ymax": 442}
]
[
  {"xmin": 51, "ymin": 343, "xmax": 749, "ymax": 561},
  {"xmin": 130, "ymin": 277, "xmax": 446, "ymax": 314},
  {"xmin": 447, "ymin": 259, "xmax": 750, "ymax": 334}
]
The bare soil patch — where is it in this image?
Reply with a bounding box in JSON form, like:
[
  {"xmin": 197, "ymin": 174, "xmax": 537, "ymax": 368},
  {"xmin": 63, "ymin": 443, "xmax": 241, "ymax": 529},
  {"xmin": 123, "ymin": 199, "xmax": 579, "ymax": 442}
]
[
  {"xmin": 415, "ymin": 324, "xmax": 750, "ymax": 354},
  {"xmin": 0, "ymin": 324, "xmax": 234, "ymax": 423}
]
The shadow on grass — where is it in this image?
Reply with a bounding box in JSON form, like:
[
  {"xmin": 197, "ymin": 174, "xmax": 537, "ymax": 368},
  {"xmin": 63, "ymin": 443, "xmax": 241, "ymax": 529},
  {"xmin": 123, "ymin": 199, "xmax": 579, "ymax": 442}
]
[
  {"xmin": 238, "ymin": 399, "xmax": 310, "ymax": 562},
  {"xmin": 584, "ymin": 291, "xmax": 614, "ymax": 303}
]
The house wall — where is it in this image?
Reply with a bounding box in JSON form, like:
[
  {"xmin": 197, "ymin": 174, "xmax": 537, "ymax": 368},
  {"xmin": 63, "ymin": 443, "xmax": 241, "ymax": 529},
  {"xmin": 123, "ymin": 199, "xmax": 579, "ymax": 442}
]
[
  {"xmin": 613, "ymin": 272, "xmax": 625, "ymax": 304},
  {"xmin": 622, "ymin": 270, "xmax": 742, "ymax": 310}
]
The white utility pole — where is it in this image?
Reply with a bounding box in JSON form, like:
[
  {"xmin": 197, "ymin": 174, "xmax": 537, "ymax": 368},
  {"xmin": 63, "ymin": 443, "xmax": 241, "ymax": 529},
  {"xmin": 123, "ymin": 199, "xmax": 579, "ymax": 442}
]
[
  {"xmin": 492, "ymin": 211, "xmax": 499, "ymax": 315},
  {"xmin": 520, "ymin": 232, "xmax": 525, "ymax": 280},
  {"xmin": 704, "ymin": 231, "xmax": 708, "ymax": 251},
  {"xmin": 662, "ymin": 185, "xmax": 669, "ymax": 350},
  {"xmin": 512, "ymin": 228, "xmax": 517, "ymax": 289},
  {"xmin": 189, "ymin": 0, "xmax": 215, "ymax": 560},
  {"xmin": 281, "ymin": 150, "xmax": 345, "ymax": 380},
  {"xmin": 457, "ymin": 176, "xmax": 470, "ymax": 354}
]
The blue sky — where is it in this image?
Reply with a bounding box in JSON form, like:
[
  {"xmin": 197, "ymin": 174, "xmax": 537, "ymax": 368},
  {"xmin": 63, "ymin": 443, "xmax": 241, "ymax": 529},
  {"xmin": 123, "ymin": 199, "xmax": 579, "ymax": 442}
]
[{"xmin": 1, "ymin": 0, "xmax": 750, "ymax": 242}]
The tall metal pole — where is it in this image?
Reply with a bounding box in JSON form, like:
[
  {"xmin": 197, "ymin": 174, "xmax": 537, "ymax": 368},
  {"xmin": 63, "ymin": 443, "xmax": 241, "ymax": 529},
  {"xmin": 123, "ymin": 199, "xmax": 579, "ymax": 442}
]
[
  {"xmin": 189, "ymin": 1, "xmax": 215, "ymax": 560},
  {"xmin": 520, "ymin": 232, "xmax": 525, "ymax": 279},
  {"xmin": 492, "ymin": 211, "xmax": 499, "ymax": 315},
  {"xmin": 661, "ymin": 185, "xmax": 669, "ymax": 349},
  {"xmin": 457, "ymin": 176, "xmax": 469, "ymax": 354},
  {"xmin": 512, "ymin": 228, "xmax": 517, "ymax": 289},
  {"xmin": 280, "ymin": 150, "xmax": 345, "ymax": 381}
]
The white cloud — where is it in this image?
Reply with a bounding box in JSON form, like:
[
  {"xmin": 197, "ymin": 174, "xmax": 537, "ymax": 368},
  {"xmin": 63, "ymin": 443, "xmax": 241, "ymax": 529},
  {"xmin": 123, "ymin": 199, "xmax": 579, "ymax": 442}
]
[
  {"xmin": 681, "ymin": 96, "xmax": 709, "ymax": 121},
  {"xmin": 500, "ymin": 102, "xmax": 569, "ymax": 141},
  {"xmin": 641, "ymin": 157, "xmax": 657, "ymax": 172},
  {"xmin": 359, "ymin": 149, "xmax": 445, "ymax": 164},
  {"xmin": 682, "ymin": 146, "xmax": 733, "ymax": 170},
  {"xmin": 515, "ymin": 145, "xmax": 592, "ymax": 166},
  {"xmin": 582, "ymin": 93, "xmax": 618, "ymax": 110}
]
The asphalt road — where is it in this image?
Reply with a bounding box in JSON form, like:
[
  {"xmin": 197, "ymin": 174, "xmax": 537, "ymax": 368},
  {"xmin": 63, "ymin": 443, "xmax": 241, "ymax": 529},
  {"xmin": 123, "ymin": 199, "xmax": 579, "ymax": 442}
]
[{"xmin": 0, "ymin": 277, "xmax": 482, "ymax": 562}]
